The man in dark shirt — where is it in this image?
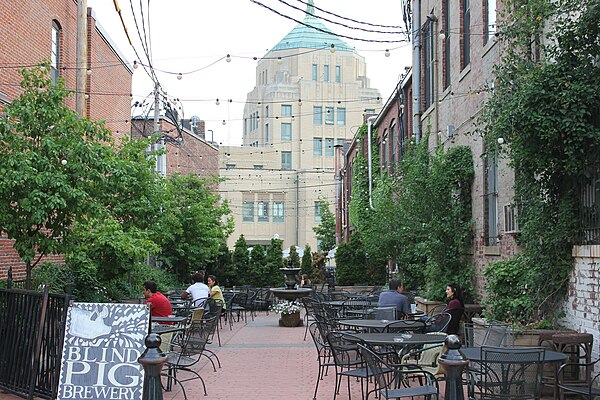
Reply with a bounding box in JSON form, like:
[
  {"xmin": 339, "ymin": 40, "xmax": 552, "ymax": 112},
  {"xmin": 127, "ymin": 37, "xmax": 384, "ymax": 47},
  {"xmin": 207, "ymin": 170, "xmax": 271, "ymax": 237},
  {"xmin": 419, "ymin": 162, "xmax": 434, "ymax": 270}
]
[{"xmin": 378, "ymin": 279, "xmax": 410, "ymax": 319}]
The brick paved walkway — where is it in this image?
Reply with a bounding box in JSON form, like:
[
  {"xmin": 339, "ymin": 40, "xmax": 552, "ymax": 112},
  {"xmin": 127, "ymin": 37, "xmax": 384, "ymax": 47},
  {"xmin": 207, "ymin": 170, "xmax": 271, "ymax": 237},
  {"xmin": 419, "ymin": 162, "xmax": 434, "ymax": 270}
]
[{"xmin": 0, "ymin": 311, "xmax": 560, "ymax": 399}]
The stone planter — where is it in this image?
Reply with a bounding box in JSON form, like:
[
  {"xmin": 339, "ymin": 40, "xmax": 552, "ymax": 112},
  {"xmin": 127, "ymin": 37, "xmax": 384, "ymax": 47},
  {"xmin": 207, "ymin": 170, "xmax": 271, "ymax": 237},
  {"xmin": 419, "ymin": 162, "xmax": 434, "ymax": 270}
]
[
  {"xmin": 279, "ymin": 312, "xmax": 302, "ymax": 327},
  {"xmin": 414, "ymin": 296, "xmax": 445, "ymax": 315}
]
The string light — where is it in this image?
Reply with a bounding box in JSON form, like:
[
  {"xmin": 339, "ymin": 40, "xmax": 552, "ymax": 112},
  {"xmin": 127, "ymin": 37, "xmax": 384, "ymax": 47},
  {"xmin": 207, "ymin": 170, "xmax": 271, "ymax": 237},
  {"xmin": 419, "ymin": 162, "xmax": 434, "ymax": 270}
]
[
  {"xmin": 330, "ymin": 44, "xmax": 336, "ymax": 53},
  {"xmin": 439, "ymin": 30, "xmax": 446, "ymax": 40},
  {"xmin": 177, "ymin": 73, "xmax": 182, "ymax": 80},
  {"xmin": 216, "ymin": 98, "xmax": 220, "ymax": 105},
  {"xmin": 226, "ymin": 54, "xmax": 231, "ymax": 63},
  {"xmin": 384, "ymin": 49, "xmax": 390, "ymax": 57}
]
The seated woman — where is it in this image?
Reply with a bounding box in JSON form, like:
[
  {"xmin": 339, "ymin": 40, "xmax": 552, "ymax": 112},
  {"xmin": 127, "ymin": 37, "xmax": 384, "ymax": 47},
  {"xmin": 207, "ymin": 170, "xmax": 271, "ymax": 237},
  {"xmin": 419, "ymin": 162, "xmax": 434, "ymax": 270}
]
[{"xmin": 443, "ymin": 283, "xmax": 465, "ymax": 335}]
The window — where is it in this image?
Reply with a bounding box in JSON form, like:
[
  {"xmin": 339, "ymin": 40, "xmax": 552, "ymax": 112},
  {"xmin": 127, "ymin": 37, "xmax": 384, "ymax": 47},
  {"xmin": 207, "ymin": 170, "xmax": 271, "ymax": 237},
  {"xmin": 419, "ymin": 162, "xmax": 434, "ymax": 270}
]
[
  {"xmin": 51, "ymin": 21, "xmax": 61, "ymax": 84},
  {"xmin": 390, "ymin": 121, "xmax": 396, "ymax": 173},
  {"xmin": 281, "ymin": 151, "xmax": 292, "ymax": 170},
  {"xmin": 254, "ymin": 164, "xmax": 264, "ymax": 170},
  {"xmin": 258, "ymin": 201, "xmax": 269, "ymax": 222},
  {"xmin": 314, "ymin": 202, "xmax": 322, "ymax": 222},
  {"xmin": 337, "ymin": 107, "xmax": 346, "ymax": 126},
  {"xmin": 273, "ymin": 202, "xmax": 284, "ymax": 222},
  {"xmin": 325, "ymin": 138, "xmax": 334, "ymax": 157},
  {"xmin": 423, "ymin": 21, "xmax": 435, "ymax": 109},
  {"xmin": 381, "ymin": 131, "xmax": 388, "ymax": 169},
  {"xmin": 313, "ymin": 106, "xmax": 323, "ymax": 125},
  {"xmin": 265, "ymin": 123, "xmax": 269, "ymax": 143},
  {"xmin": 313, "ymin": 138, "xmax": 323, "ymax": 156},
  {"xmin": 484, "ymin": 0, "xmax": 497, "ymax": 45},
  {"xmin": 335, "ymin": 65, "xmax": 341, "ymax": 83},
  {"xmin": 443, "ymin": 0, "xmax": 451, "ymax": 89},
  {"xmin": 312, "ymin": 64, "xmax": 318, "ymax": 81},
  {"xmin": 265, "ymin": 105, "xmax": 269, "ymax": 118},
  {"xmin": 242, "ymin": 201, "xmax": 254, "ymax": 222},
  {"xmin": 281, "ymin": 122, "xmax": 292, "ymax": 142},
  {"xmin": 365, "ymin": 108, "xmax": 376, "ymax": 115},
  {"xmin": 462, "ymin": 0, "xmax": 471, "ymax": 68},
  {"xmin": 325, "ymin": 107, "xmax": 334, "ymax": 124},
  {"xmin": 323, "ymin": 64, "xmax": 330, "ymax": 81},
  {"xmin": 281, "ymin": 104, "xmax": 292, "ymax": 117},
  {"xmin": 485, "ymin": 151, "xmax": 499, "ymax": 245},
  {"xmin": 226, "ymin": 164, "xmax": 236, "ymax": 170}
]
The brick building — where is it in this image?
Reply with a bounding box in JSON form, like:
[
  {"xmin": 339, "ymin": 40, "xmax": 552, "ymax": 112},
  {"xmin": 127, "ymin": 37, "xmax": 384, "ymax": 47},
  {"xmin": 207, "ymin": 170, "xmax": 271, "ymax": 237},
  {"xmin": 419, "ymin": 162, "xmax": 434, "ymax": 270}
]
[{"xmin": 0, "ymin": 1, "xmax": 133, "ymax": 280}]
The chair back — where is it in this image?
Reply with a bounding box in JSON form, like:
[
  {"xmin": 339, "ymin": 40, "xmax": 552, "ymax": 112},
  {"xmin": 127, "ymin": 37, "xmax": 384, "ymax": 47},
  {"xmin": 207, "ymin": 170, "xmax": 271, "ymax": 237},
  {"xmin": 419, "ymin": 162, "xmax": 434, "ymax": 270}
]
[
  {"xmin": 385, "ymin": 319, "xmax": 426, "ymax": 334},
  {"xmin": 480, "ymin": 346, "xmax": 545, "ymax": 399},
  {"xmin": 425, "ymin": 312, "xmax": 452, "ymax": 333},
  {"xmin": 446, "ymin": 307, "xmax": 464, "ymax": 335},
  {"xmin": 326, "ymin": 331, "xmax": 362, "ymax": 369},
  {"xmin": 372, "ymin": 306, "xmax": 397, "ymax": 320}
]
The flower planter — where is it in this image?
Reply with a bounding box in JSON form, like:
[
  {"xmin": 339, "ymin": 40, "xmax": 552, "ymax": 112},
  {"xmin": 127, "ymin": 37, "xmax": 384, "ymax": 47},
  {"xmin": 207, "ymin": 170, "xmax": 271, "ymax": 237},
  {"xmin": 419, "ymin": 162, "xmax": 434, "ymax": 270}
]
[
  {"xmin": 279, "ymin": 312, "xmax": 302, "ymax": 327},
  {"xmin": 414, "ymin": 296, "xmax": 445, "ymax": 315}
]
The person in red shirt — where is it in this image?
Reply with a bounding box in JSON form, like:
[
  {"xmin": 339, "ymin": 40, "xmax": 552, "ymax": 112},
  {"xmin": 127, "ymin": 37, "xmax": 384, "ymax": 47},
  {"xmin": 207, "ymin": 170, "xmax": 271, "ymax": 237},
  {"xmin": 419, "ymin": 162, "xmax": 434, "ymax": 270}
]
[{"xmin": 143, "ymin": 281, "xmax": 173, "ymax": 320}]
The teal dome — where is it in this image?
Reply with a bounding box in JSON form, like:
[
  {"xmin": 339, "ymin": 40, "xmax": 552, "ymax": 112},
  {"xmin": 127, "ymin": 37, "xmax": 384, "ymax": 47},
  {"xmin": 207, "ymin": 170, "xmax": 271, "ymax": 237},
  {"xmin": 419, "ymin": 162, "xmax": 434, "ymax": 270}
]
[{"xmin": 271, "ymin": 2, "xmax": 354, "ymax": 53}]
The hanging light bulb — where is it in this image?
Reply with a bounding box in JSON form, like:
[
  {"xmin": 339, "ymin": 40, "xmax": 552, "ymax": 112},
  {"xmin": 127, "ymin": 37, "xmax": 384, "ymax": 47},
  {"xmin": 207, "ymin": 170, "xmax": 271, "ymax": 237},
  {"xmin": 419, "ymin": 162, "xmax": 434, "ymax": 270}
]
[
  {"xmin": 277, "ymin": 57, "xmax": 282, "ymax": 64},
  {"xmin": 330, "ymin": 43, "xmax": 335, "ymax": 53},
  {"xmin": 384, "ymin": 49, "xmax": 391, "ymax": 57},
  {"xmin": 222, "ymin": 120, "xmax": 226, "ymax": 125},
  {"xmin": 226, "ymin": 54, "xmax": 231, "ymax": 62},
  {"xmin": 216, "ymin": 98, "xmax": 220, "ymax": 105},
  {"xmin": 439, "ymin": 30, "xmax": 446, "ymax": 40},
  {"xmin": 133, "ymin": 61, "xmax": 138, "ymax": 69},
  {"xmin": 177, "ymin": 73, "xmax": 182, "ymax": 80},
  {"xmin": 86, "ymin": 69, "xmax": 92, "ymax": 75}
]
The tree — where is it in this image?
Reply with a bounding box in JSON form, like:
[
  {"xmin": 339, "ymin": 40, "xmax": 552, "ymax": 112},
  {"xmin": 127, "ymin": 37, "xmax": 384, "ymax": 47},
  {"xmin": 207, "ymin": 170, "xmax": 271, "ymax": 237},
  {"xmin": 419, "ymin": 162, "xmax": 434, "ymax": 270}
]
[
  {"xmin": 231, "ymin": 235, "xmax": 250, "ymax": 284},
  {"xmin": 0, "ymin": 66, "xmax": 126, "ymax": 287},
  {"xmin": 312, "ymin": 199, "xmax": 336, "ymax": 253},
  {"xmin": 249, "ymin": 244, "xmax": 266, "ymax": 286},
  {"xmin": 287, "ymin": 245, "xmax": 301, "ymax": 269},
  {"xmin": 301, "ymin": 244, "xmax": 312, "ymax": 276},
  {"xmin": 264, "ymin": 238, "xmax": 284, "ymax": 287}
]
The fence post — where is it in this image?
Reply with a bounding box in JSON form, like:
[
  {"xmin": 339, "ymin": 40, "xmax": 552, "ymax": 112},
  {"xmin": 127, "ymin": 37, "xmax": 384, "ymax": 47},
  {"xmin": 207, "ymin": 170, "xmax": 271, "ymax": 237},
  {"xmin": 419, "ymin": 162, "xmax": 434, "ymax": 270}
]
[
  {"xmin": 438, "ymin": 334, "xmax": 468, "ymax": 400},
  {"xmin": 7, "ymin": 266, "xmax": 13, "ymax": 289},
  {"xmin": 138, "ymin": 333, "xmax": 167, "ymax": 400}
]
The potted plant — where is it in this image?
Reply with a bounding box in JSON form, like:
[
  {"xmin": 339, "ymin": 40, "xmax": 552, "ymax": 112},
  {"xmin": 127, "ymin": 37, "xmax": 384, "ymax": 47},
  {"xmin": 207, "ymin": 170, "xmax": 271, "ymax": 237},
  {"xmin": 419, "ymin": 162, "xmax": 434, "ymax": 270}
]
[{"xmin": 270, "ymin": 301, "xmax": 303, "ymax": 327}]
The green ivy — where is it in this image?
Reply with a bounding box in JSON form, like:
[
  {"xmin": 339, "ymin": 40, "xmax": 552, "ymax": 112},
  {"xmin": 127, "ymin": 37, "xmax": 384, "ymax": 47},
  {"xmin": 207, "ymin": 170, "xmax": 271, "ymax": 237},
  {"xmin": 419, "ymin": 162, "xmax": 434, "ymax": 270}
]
[{"xmin": 480, "ymin": 0, "xmax": 600, "ymax": 322}]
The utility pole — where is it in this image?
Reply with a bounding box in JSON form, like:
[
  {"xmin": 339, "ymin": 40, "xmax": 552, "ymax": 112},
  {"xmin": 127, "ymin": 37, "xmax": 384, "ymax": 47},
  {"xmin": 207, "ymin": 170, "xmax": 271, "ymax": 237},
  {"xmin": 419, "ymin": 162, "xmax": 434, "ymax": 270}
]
[{"xmin": 75, "ymin": 0, "xmax": 88, "ymax": 115}]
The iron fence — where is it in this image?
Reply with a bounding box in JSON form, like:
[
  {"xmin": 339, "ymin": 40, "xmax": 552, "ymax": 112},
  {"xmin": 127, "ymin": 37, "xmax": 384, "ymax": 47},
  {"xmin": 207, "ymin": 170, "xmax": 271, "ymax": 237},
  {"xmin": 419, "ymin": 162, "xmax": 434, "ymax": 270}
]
[{"xmin": 579, "ymin": 171, "xmax": 600, "ymax": 245}]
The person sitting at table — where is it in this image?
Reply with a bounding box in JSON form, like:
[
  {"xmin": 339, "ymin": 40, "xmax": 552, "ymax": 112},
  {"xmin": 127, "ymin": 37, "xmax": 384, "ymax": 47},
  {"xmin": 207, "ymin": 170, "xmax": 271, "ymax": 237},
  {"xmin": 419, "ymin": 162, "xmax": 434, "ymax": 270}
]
[
  {"xmin": 143, "ymin": 281, "xmax": 173, "ymax": 320},
  {"xmin": 181, "ymin": 271, "xmax": 210, "ymax": 308},
  {"xmin": 300, "ymin": 274, "xmax": 312, "ymax": 288},
  {"xmin": 444, "ymin": 282, "xmax": 465, "ymax": 335},
  {"xmin": 207, "ymin": 275, "xmax": 226, "ymax": 309},
  {"xmin": 378, "ymin": 279, "xmax": 410, "ymax": 319}
]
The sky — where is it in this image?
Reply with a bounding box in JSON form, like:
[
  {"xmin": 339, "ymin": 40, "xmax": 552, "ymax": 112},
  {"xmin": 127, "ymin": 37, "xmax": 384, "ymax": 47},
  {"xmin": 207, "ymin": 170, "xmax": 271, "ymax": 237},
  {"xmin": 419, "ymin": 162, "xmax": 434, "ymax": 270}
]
[{"xmin": 88, "ymin": 0, "xmax": 413, "ymax": 145}]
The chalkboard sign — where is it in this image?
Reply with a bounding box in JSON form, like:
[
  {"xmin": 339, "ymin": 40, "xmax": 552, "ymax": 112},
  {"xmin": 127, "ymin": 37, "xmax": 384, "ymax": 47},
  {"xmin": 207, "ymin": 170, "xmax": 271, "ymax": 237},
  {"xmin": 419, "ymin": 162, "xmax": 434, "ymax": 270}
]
[{"xmin": 57, "ymin": 303, "xmax": 149, "ymax": 400}]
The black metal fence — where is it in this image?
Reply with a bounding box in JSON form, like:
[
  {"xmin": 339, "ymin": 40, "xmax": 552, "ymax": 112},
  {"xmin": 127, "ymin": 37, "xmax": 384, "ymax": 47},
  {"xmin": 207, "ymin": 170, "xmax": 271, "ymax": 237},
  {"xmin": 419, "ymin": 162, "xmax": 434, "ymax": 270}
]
[
  {"xmin": 579, "ymin": 171, "xmax": 600, "ymax": 245},
  {"xmin": 0, "ymin": 285, "xmax": 70, "ymax": 399}
]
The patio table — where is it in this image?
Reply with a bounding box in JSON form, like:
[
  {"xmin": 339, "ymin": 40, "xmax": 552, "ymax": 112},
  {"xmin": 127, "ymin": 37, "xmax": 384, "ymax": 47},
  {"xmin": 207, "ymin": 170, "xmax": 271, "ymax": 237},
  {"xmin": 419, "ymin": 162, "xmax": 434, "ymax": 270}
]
[
  {"xmin": 345, "ymin": 332, "xmax": 447, "ymax": 347},
  {"xmin": 151, "ymin": 315, "xmax": 188, "ymax": 324},
  {"xmin": 338, "ymin": 319, "xmax": 418, "ymax": 333}
]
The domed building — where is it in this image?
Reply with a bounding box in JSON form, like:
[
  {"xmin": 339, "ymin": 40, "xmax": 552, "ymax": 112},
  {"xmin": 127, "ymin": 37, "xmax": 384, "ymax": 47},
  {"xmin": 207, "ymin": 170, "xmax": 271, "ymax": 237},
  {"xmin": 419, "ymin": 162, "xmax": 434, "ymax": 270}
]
[{"xmin": 219, "ymin": 0, "xmax": 382, "ymax": 251}]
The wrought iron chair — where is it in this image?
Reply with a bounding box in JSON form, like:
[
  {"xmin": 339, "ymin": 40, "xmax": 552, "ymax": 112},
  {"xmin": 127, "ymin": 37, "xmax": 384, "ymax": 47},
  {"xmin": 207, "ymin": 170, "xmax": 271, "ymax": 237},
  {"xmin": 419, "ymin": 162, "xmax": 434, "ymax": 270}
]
[
  {"xmin": 467, "ymin": 346, "xmax": 545, "ymax": 400},
  {"xmin": 384, "ymin": 319, "xmax": 427, "ymax": 334},
  {"xmin": 308, "ymin": 321, "xmax": 335, "ymax": 400},
  {"xmin": 400, "ymin": 333, "xmax": 448, "ymax": 378},
  {"xmin": 326, "ymin": 330, "xmax": 373, "ymax": 400},
  {"xmin": 358, "ymin": 343, "xmax": 440, "ymax": 399},
  {"xmin": 424, "ymin": 312, "xmax": 452, "ymax": 333},
  {"xmin": 557, "ymin": 357, "xmax": 600, "ymax": 399}
]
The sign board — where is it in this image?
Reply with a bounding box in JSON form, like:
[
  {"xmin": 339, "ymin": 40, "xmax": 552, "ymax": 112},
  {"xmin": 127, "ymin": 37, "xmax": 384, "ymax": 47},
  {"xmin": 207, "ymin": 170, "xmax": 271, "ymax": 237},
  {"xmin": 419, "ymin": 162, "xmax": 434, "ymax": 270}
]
[{"xmin": 57, "ymin": 303, "xmax": 149, "ymax": 400}]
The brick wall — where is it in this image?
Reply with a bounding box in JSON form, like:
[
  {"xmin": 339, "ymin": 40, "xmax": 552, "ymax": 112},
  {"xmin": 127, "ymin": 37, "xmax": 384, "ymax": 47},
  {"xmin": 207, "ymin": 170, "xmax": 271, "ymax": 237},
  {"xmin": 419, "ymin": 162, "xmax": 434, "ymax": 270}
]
[{"xmin": 0, "ymin": 0, "xmax": 132, "ymax": 280}]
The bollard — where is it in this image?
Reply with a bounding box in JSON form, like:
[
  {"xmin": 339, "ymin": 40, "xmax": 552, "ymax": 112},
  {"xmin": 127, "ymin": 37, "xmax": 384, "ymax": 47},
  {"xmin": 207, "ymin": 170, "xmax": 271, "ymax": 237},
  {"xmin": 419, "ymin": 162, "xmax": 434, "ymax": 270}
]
[
  {"xmin": 138, "ymin": 333, "xmax": 167, "ymax": 400},
  {"xmin": 438, "ymin": 334, "xmax": 469, "ymax": 400}
]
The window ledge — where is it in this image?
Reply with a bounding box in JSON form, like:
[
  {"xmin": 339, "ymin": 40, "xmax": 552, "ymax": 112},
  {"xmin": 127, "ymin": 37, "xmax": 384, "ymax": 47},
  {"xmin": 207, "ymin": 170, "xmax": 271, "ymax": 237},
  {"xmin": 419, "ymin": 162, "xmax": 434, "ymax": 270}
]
[
  {"xmin": 484, "ymin": 245, "xmax": 500, "ymax": 256},
  {"xmin": 459, "ymin": 64, "xmax": 471, "ymax": 83}
]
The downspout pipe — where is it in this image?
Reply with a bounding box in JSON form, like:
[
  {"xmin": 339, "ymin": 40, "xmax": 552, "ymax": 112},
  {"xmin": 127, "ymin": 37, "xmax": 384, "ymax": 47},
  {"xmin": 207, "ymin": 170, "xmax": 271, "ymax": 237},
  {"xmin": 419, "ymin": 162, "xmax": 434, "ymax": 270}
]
[
  {"xmin": 412, "ymin": 0, "xmax": 422, "ymax": 143},
  {"xmin": 367, "ymin": 116, "xmax": 377, "ymax": 210}
]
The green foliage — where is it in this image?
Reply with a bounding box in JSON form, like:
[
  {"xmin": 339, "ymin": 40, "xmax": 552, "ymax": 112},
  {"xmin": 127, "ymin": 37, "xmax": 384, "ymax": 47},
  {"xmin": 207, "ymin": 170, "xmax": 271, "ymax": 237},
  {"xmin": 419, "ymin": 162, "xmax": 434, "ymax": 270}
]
[
  {"xmin": 287, "ymin": 245, "xmax": 301, "ymax": 269},
  {"xmin": 264, "ymin": 238, "xmax": 285, "ymax": 287},
  {"xmin": 335, "ymin": 232, "xmax": 387, "ymax": 285},
  {"xmin": 480, "ymin": 0, "xmax": 600, "ymax": 322},
  {"xmin": 301, "ymin": 244, "xmax": 312, "ymax": 276},
  {"xmin": 313, "ymin": 199, "xmax": 336, "ymax": 252},
  {"xmin": 248, "ymin": 244, "xmax": 266, "ymax": 286},
  {"xmin": 209, "ymin": 240, "xmax": 234, "ymax": 287},
  {"xmin": 231, "ymin": 235, "xmax": 250, "ymax": 282}
]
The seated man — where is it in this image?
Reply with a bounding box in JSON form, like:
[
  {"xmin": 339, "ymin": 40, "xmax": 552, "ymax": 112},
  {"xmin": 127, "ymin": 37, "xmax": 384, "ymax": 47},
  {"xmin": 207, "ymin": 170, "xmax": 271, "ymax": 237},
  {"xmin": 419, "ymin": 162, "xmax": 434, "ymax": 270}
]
[
  {"xmin": 143, "ymin": 281, "xmax": 173, "ymax": 319},
  {"xmin": 181, "ymin": 271, "xmax": 210, "ymax": 308},
  {"xmin": 377, "ymin": 279, "xmax": 410, "ymax": 319}
]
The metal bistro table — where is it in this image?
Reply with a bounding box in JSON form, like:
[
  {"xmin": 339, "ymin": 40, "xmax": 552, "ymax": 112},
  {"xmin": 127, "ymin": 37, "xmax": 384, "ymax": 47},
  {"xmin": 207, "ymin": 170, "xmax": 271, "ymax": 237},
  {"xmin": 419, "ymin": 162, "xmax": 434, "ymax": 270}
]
[
  {"xmin": 339, "ymin": 319, "xmax": 423, "ymax": 333},
  {"xmin": 347, "ymin": 332, "xmax": 447, "ymax": 347},
  {"xmin": 151, "ymin": 315, "xmax": 188, "ymax": 324},
  {"xmin": 460, "ymin": 346, "xmax": 568, "ymax": 400}
]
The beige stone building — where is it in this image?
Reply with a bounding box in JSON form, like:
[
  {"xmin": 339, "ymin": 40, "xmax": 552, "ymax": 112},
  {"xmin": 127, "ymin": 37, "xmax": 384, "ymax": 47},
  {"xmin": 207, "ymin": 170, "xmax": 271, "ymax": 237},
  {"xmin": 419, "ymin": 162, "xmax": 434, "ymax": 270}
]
[{"xmin": 219, "ymin": 2, "xmax": 382, "ymax": 250}]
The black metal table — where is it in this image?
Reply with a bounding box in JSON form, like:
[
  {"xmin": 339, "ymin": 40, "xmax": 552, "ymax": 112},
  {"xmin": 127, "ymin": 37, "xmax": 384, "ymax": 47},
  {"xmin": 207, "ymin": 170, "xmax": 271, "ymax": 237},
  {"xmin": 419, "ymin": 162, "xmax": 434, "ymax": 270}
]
[
  {"xmin": 347, "ymin": 332, "xmax": 447, "ymax": 346},
  {"xmin": 151, "ymin": 315, "xmax": 188, "ymax": 324},
  {"xmin": 339, "ymin": 319, "xmax": 423, "ymax": 332}
]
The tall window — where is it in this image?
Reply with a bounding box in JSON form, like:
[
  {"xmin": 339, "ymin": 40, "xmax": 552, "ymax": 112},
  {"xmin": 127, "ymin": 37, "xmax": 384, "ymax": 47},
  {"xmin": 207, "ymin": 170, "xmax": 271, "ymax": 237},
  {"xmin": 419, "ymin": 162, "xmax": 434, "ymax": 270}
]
[
  {"xmin": 462, "ymin": 0, "xmax": 471, "ymax": 68},
  {"xmin": 314, "ymin": 202, "xmax": 322, "ymax": 222},
  {"xmin": 325, "ymin": 107, "xmax": 334, "ymax": 124},
  {"xmin": 443, "ymin": 0, "xmax": 451, "ymax": 89},
  {"xmin": 484, "ymin": 0, "xmax": 497, "ymax": 45},
  {"xmin": 325, "ymin": 138, "xmax": 334, "ymax": 156},
  {"xmin": 281, "ymin": 151, "xmax": 292, "ymax": 170},
  {"xmin": 423, "ymin": 22, "xmax": 435, "ymax": 109},
  {"xmin": 313, "ymin": 106, "xmax": 322, "ymax": 125},
  {"xmin": 265, "ymin": 105, "xmax": 269, "ymax": 118},
  {"xmin": 258, "ymin": 201, "xmax": 269, "ymax": 222},
  {"xmin": 265, "ymin": 123, "xmax": 269, "ymax": 143},
  {"xmin": 312, "ymin": 64, "xmax": 318, "ymax": 81},
  {"xmin": 51, "ymin": 21, "xmax": 61, "ymax": 84},
  {"xmin": 273, "ymin": 202, "xmax": 285, "ymax": 222},
  {"xmin": 335, "ymin": 65, "xmax": 341, "ymax": 83},
  {"xmin": 281, "ymin": 104, "xmax": 292, "ymax": 117},
  {"xmin": 337, "ymin": 108, "xmax": 346, "ymax": 125},
  {"xmin": 485, "ymin": 152, "xmax": 499, "ymax": 245},
  {"xmin": 242, "ymin": 201, "xmax": 254, "ymax": 222},
  {"xmin": 313, "ymin": 138, "xmax": 323, "ymax": 156},
  {"xmin": 390, "ymin": 121, "xmax": 396, "ymax": 173},
  {"xmin": 281, "ymin": 122, "xmax": 292, "ymax": 142},
  {"xmin": 381, "ymin": 131, "xmax": 388, "ymax": 170},
  {"xmin": 323, "ymin": 64, "xmax": 330, "ymax": 81}
]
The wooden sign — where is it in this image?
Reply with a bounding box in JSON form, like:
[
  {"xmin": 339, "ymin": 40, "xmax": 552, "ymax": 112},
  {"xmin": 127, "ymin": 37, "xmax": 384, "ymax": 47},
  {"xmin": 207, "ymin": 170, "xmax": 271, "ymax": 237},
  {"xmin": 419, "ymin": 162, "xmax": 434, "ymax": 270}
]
[{"xmin": 57, "ymin": 303, "xmax": 149, "ymax": 400}]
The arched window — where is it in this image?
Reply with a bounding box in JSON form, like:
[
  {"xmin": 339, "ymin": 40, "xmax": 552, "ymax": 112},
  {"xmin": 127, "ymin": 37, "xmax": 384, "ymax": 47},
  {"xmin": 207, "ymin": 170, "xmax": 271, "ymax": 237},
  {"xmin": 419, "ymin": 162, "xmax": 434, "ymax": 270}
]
[{"xmin": 51, "ymin": 20, "xmax": 61, "ymax": 84}]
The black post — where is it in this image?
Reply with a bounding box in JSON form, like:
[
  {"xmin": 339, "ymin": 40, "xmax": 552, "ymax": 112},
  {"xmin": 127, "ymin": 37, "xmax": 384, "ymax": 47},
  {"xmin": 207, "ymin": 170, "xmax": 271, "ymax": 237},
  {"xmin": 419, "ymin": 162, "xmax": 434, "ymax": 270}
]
[
  {"xmin": 138, "ymin": 333, "xmax": 167, "ymax": 400},
  {"xmin": 438, "ymin": 334, "xmax": 468, "ymax": 400},
  {"xmin": 7, "ymin": 266, "xmax": 13, "ymax": 289}
]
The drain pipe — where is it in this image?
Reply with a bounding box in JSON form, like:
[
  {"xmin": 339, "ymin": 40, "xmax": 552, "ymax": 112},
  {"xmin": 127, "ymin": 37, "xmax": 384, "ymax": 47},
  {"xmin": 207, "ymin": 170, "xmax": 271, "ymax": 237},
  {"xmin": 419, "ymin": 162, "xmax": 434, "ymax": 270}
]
[
  {"xmin": 367, "ymin": 116, "xmax": 377, "ymax": 210},
  {"xmin": 412, "ymin": 0, "xmax": 422, "ymax": 144}
]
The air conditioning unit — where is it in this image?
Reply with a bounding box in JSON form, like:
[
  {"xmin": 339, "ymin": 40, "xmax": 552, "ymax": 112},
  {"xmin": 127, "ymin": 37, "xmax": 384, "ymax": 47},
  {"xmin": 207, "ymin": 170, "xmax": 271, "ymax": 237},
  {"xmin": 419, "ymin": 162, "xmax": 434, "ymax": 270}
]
[{"xmin": 503, "ymin": 204, "xmax": 520, "ymax": 233}]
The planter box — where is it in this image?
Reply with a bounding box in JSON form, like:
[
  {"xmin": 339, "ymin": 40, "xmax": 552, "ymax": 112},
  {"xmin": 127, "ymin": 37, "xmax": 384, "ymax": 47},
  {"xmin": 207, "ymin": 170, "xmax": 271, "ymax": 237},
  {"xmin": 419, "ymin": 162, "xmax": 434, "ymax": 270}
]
[{"xmin": 414, "ymin": 296, "xmax": 445, "ymax": 315}]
